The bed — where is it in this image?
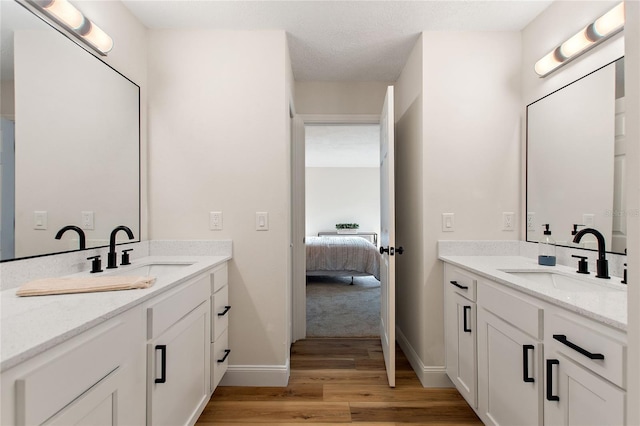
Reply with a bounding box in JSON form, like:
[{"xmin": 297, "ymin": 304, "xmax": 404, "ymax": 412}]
[{"xmin": 306, "ymin": 236, "xmax": 380, "ymax": 282}]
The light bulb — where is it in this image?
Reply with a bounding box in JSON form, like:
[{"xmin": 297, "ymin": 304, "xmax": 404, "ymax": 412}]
[
  {"xmin": 43, "ymin": 0, "xmax": 84, "ymax": 29},
  {"xmin": 534, "ymin": 49, "xmax": 562, "ymax": 77},
  {"xmin": 560, "ymin": 27, "xmax": 593, "ymax": 59},
  {"xmin": 81, "ymin": 21, "xmax": 114, "ymax": 53},
  {"xmin": 594, "ymin": 2, "xmax": 625, "ymax": 37}
]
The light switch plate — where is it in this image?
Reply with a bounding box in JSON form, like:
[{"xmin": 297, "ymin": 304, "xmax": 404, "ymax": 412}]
[
  {"xmin": 442, "ymin": 213, "xmax": 455, "ymax": 232},
  {"xmin": 34, "ymin": 211, "xmax": 47, "ymax": 230},
  {"xmin": 256, "ymin": 212, "xmax": 269, "ymax": 231}
]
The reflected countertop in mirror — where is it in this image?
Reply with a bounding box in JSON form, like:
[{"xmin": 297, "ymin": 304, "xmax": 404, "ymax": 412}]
[
  {"xmin": 526, "ymin": 57, "xmax": 626, "ymax": 255},
  {"xmin": 0, "ymin": 0, "xmax": 140, "ymax": 262}
]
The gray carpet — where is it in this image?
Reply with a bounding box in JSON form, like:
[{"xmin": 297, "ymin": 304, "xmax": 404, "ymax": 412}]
[{"xmin": 306, "ymin": 275, "xmax": 381, "ymax": 337}]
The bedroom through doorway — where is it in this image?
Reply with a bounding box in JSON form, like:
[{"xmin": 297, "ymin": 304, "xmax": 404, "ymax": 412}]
[{"xmin": 304, "ymin": 122, "xmax": 381, "ymax": 338}]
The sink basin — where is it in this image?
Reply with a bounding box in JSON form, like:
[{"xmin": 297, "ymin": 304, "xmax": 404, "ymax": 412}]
[
  {"xmin": 111, "ymin": 263, "xmax": 194, "ymax": 277},
  {"xmin": 504, "ymin": 271, "xmax": 622, "ymax": 293}
]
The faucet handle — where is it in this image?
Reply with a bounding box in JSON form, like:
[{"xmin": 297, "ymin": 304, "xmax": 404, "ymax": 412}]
[
  {"xmin": 87, "ymin": 255, "xmax": 103, "ymax": 274},
  {"xmin": 121, "ymin": 249, "xmax": 133, "ymax": 266},
  {"xmin": 571, "ymin": 254, "xmax": 590, "ymax": 274},
  {"xmin": 622, "ymin": 263, "xmax": 627, "ymax": 284}
]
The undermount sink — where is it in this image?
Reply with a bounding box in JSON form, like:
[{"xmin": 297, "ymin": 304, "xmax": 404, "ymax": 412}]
[
  {"xmin": 504, "ymin": 270, "xmax": 623, "ymax": 293},
  {"xmin": 110, "ymin": 262, "xmax": 194, "ymax": 277}
]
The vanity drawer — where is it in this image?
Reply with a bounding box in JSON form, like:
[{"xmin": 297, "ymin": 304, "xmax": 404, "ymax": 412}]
[
  {"xmin": 212, "ymin": 328, "xmax": 230, "ymax": 390},
  {"xmin": 211, "ymin": 284, "xmax": 230, "ymax": 343},
  {"xmin": 477, "ymin": 280, "xmax": 543, "ymax": 340},
  {"xmin": 147, "ymin": 274, "xmax": 210, "ymax": 340},
  {"xmin": 445, "ymin": 265, "xmax": 477, "ymax": 302},
  {"xmin": 547, "ymin": 312, "xmax": 626, "ymax": 388},
  {"xmin": 212, "ymin": 263, "xmax": 228, "ymax": 293}
]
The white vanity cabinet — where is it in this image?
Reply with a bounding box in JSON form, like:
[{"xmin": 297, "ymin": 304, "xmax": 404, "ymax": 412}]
[
  {"xmin": 444, "ymin": 265, "xmax": 478, "ymax": 408},
  {"xmin": 476, "ymin": 280, "xmax": 544, "ymax": 426},
  {"xmin": 145, "ymin": 272, "xmax": 212, "ymax": 426},
  {"xmin": 210, "ymin": 263, "xmax": 231, "ymax": 391},
  {"xmin": 543, "ymin": 309, "xmax": 626, "ymax": 426},
  {"xmin": 0, "ymin": 307, "xmax": 146, "ymax": 426}
]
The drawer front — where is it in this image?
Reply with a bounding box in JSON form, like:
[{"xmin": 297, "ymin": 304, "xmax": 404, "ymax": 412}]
[
  {"xmin": 147, "ymin": 273, "xmax": 211, "ymax": 340},
  {"xmin": 547, "ymin": 313, "xmax": 626, "ymax": 388},
  {"xmin": 212, "ymin": 263, "xmax": 228, "ymax": 293},
  {"xmin": 477, "ymin": 281, "xmax": 543, "ymax": 340},
  {"xmin": 212, "ymin": 329, "xmax": 230, "ymax": 390},
  {"xmin": 445, "ymin": 265, "xmax": 477, "ymax": 302},
  {"xmin": 211, "ymin": 284, "xmax": 230, "ymax": 343}
]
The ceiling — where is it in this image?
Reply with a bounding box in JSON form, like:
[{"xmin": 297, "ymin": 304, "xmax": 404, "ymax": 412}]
[{"xmin": 121, "ymin": 0, "xmax": 553, "ymax": 81}]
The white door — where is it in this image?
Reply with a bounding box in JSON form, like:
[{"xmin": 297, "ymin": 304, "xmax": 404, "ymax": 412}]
[
  {"xmin": 291, "ymin": 115, "xmax": 306, "ymax": 342},
  {"xmin": 379, "ymin": 86, "xmax": 396, "ymax": 387}
]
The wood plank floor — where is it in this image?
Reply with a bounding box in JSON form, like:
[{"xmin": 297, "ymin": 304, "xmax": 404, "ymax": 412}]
[{"xmin": 195, "ymin": 339, "xmax": 482, "ymax": 425}]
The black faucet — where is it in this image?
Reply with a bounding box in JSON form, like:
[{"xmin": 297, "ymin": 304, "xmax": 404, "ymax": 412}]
[
  {"xmin": 572, "ymin": 228, "xmax": 610, "ymax": 279},
  {"xmin": 55, "ymin": 225, "xmax": 86, "ymax": 250},
  {"xmin": 107, "ymin": 225, "xmax": 135, "ymax": 269}
]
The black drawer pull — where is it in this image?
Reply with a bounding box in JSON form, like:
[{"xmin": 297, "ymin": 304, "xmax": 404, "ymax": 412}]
[
  {"xmin": 217, "ymin": 305, "xmax": 231, "ymax": 317},
  {"xmin": 217, "ymin": 349, "xmax": 231, "ymax": 363},
  {"xmin": 546, "ymin": 359, "xmax": 560, "ymax": 401},
  {"xmin": 450, "ymin": 280, "xmax": 469, "ymax": 290},
  {"xmin": 523, "ymin": 344, "xmax": 535, "ymax": 383},
  {"xmin": 463, "ymin": 306, "xmax": 472, "ymax": 333},
  {"xmin": 155, "ymin": 345, "xmax": 167, "ymax": 384},
  {"xmin": 553, "ymin": 334, "xmax": 605, "ymax": 360}
]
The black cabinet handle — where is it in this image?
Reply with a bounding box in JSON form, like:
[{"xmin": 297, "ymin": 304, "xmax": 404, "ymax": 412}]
[
  {"xmin": 553, "ymin": 334, "xmax": 605, "ymax": 360},
  {"xmin": 523, "ymin": 345, "xmax": 535, "ymax": 383},
  {"xmin": 155, "ymin": 345, "xmax": 167, "ymax": 384},
  {"xmin": 217, "ymin": 306, "xmax": 231, "ymax": 317},
  {"xmin": 463, "ymin": 306, "xmax": 472, "ymax": 333},
  {"xmin": 217, "ymin": 349, "xmax": 231, "ymax": 363},
  {"xmin": 546, "ymin": 359, "xmax": 559, "ymax": 401},
  {"xmin": 450, "ymin": 280, "xmax": 469, "ymax": 290}
]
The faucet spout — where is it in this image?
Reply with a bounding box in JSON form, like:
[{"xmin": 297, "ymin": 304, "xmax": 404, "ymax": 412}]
[
  {"xmin": 572, "ymin": 228, "xmax": 609, "ymax": 279},
  {"xmin": 55, "ymin": 225, "xmax": 86, "ymax": 250},
  {"xmin": 107, "ymin": 226, "xmax": 135, "ymax": 269}
]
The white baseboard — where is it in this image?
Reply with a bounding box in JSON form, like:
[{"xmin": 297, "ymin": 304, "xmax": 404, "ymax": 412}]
[
  {"xmin": 396, "ymin": 327, "xmax": 453, "ymax": 388},
  {"xmin": 218, "ymin": 362, "xmax": 290, "ymax": 387}
]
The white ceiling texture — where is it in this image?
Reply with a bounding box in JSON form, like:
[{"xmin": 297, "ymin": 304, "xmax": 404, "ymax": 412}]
[{"xmin": 122, "ymin": 0, "xmax": 552, "ymax": 166}]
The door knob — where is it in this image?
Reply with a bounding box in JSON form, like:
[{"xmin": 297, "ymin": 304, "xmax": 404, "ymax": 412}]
[
  {"xmin": 396, "ymin": 246, "xmax": 404, "ymax": 255},
  {"xmin": 380, "ymin": 246, "xmax": 390, "ymax": 254},
  {"xmin": 380, "ymin": 246, "xmax": 404, "ymax": 255}
]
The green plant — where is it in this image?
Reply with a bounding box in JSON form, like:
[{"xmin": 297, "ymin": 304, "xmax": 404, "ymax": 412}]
[{"xmin": 335, "ymin": 223, "xmax": 359, "ymax": 229}]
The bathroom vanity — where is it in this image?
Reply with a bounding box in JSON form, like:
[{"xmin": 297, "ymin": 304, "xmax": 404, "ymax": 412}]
[
  {"xmin": 442, "ymin": 254, "xmax": 627, "ymax": 426},
  {"xmin": 0, "ymin": 255, "xmax": 230, "ymax": 426}
]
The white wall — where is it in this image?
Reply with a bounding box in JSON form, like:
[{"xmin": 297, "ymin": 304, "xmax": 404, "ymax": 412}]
[
  {"xmin": 305, "ymin": 167, "xmax": 380, "ymax": 237},
  {"xmin": 395, "ymin": 31, "xmax": 522, "ymax": 385},
  {"xmin": 147, "ymin": 30, "xmax": 293, "ymax": 383}
]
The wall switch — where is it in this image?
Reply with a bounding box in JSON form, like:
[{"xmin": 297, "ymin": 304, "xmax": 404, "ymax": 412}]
[
  {"xmin": 503, "ymin": 212, "xmax": 515, "ymax": 231},
  {"xmin": 442, "ymin": 213, "xmax": 455, "ymax": 232},
  {"xmin": 34, "ymin": 211, "xmax": 47, "ymax": 230},
  {"xmin": 209, "ymin": 211, "xmax": 223, "ymax": 230},
  {"xmin": 527, "ymin": 212, "xmax": 536, "ymax": 232},
  {"xmin": 256, "ymin": 212, "xmax": 269, "ymax": 231},
  {"xmin": 81, "ymin": 211, "xmax": 95, "ymax": 230},
  {"xmin": 583, "ymin": 213, "xmax": 595, "ymax": 227}
]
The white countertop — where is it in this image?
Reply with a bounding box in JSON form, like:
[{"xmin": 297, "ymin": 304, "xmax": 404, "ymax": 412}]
[
  {"xmin": 0, "ymin": 255, "xmax": 230, "ymax": 372},
  {"xmin": 439, "ymin": 255, "xmax": 627, "ymax": 331}
]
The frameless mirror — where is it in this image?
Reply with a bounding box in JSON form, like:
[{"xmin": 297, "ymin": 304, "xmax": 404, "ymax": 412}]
[
  {"xmin": 0, "ymin": 0, "xmax": 140, "ymax": 261},
  {"xmin": 526, "ymin": 57, "xmax": 626, "ymax": 255}
]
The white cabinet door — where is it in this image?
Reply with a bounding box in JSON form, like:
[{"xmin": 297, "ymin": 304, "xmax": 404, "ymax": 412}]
[
  {"xmin": 544, "ymin": 354, "xmax": 625, "ymax": 426},
  {"xmin": 148, "ymin": 301, "xmax": 210, "ymax": 426},
  {"xmin": 477, "ymin": 308, "xmax": 542, "ymax": 426},
  {"xmin": 445, "ymin": 288, "xmax": 476, "ymax": 408}
]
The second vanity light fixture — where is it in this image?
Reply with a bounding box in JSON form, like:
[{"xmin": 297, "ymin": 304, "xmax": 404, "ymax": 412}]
[
  {"xmin": 25, "ymin": 0, "xmax": 113, "ymax": 55},
  {"xmin": 535, "ymin": 2, "xmax": 624, "ymax": 77}
]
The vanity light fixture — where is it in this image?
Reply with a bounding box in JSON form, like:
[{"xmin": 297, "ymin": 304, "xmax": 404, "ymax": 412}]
[
  {"xmin": 25, "ymin": 0, "xmax": 113, "ymax": 55},
  {"xmin": 534, "ymin": 2, "xmax": 624, "ymax": 77}
]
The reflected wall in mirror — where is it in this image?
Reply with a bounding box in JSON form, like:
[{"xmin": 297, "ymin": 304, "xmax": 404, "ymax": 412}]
[
  {"xmin": 526, "ymin": 57, "xmax": 626, "ymax": 255},
  {"xmin": 0, "ymin": 0, "xmax": 140, "ymax": 261}
]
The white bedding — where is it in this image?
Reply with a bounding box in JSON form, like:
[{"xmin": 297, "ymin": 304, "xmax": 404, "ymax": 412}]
[{"xmin": 306, "ymin": 236, "xmax": 380, "ymax": 280}]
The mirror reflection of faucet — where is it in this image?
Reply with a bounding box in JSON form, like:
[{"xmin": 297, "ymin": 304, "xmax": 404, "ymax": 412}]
[
  {"xmin": 572, "ymin": 227, "xmax": 610, "ymax": 279},
  {"xmin": 106, "ymin": 226, "xmax": 135, "ymax": 269},
  {"xmin": 55, "ymin": 225, "xmax": 86, "ymax": 250}
]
